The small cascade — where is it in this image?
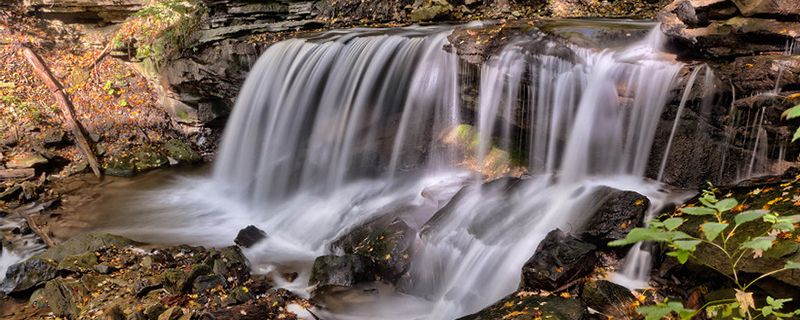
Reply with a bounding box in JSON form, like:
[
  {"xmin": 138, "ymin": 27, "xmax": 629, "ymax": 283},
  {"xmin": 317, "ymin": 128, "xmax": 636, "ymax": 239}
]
[{"xmin": 658, "ymin": 66, "xmax": 704, "ymax": 181}]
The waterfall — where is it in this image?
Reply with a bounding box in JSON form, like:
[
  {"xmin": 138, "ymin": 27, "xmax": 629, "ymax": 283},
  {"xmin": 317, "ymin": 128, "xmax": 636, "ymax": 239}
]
[{"xmin": 208, "ymin": 23, "xmax": 684, "ymax": 319}]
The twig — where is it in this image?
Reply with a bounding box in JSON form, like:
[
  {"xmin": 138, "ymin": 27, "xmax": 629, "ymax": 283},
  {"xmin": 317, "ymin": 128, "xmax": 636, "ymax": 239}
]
[
  {"xmin": 20, "ymin": 44, "xmax": 102, "ymax": 178},
  {"xmin": 87, "ymin": 41, "xmax": 112, "ymax": 71}
]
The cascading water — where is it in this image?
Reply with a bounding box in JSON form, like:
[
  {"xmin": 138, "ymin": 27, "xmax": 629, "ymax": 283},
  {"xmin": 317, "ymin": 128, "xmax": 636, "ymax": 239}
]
[
  {"xmin": 207, "ymin": 23, "xmax": 683, "ymax": 319},
  {"xmin": 43, "ymin": 22, "xmax": 693, "ymax": 319}
]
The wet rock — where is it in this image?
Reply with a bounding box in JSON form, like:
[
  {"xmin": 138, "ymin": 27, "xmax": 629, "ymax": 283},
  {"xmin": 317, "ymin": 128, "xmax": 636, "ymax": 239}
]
[
  {"xmin": 580, "ymin": 187, "xmax": 649, "ymax": 251},
  {"xmin": 35, "ymin": 233, "xmax": 138, "ymax": 262},
  {"xmin": 580, "ymin": 280, "xmax": 638, "ymax": 319},
  {"xmin": 57, "ymin": 251, "xmax": 99, "ymax": 272},
  {"xmin": 331, "ymin": 217, "xmax": 416, "ymax": 284},
  {"xmin": 44, "ymin": 278, "xmax": 85, "ymax": 318},
  {"xmin": 520, "ymin": 229, "xmax": 597, "ymax": 291},
  {"xmin": 163, "ymin": 139, "xmax": 202, "ymax": 164},
  {"xmin": 0, "ymin": 258, "xmax": 59, "ymax": 294},
  {"xmin": 309, "ymin": 254, "xmax": 375, "ymax": 287},
  {"xmin": 234, "ymin": 225, "xmax": 267, "ymax": 248},
  {"xmin": 158, "ymin": 306, "xmax": 183, "ymax": 320},
  {"xmin": 457, "ymin": 292, "xmax": 588, "ymax": 320},
  {"xmin": 410, "ymin": 0, "xmax": 453, "ymax": 22},
  {"xmin": 6, "ymin": 152, "xmax": 48, "ymax": 169}
]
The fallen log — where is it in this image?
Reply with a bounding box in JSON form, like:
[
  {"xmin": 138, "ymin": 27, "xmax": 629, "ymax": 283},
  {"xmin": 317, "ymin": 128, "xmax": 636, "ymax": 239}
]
[
  {"xmin": 87, "ymin": 41, "xmax": 112, "ymax": 71},
  {"xmin": 0, "ymin": 168, "xmax": 35, "ymax": 180},
  {"xmin": 16, "ymin": 208, "xmax": 57, "ymax": 248},
  {"xmin": 20, "ymin": 44, "xmax": 102, "ymax": 178}
]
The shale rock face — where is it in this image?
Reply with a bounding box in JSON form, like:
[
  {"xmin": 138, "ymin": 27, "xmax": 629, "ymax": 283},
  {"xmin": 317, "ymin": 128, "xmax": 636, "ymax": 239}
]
[
  {"xmin": 658, "ymin": 0, "xmax": 800, "ymax": 59},
  {"xmin": 24, "ymin": 0, "xmax": 146, "ymax": 23}
]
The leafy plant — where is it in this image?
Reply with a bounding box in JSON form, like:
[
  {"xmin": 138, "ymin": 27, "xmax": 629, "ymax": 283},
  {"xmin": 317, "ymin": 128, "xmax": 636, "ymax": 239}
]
[
  {"xmin": 782, "ymin": 104, "xmax": 800, "ymax": 142},
  {"xmin": 610, "ymin": 187, "xmax": 800, "ymax": 319}
]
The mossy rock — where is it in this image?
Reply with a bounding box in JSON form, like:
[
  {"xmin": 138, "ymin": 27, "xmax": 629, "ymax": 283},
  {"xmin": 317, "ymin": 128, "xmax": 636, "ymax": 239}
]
[
  {"xmin": 132, "ymin": 146, "xmax": 169, "ymax": 172},
  {"xmin": 457, "ymin": 292, "xmax": 588, "ymax": 320},
  {"xmin": 44, "ymin": 278, "xmax": 86, "ymax": 318},
  {"xmin": 34, "ymin": 233, "xmax": 140, "ymax": 263},
  {"xmin": 104, "ymin": 153, "xmax": 136, "ymax": 177},
  {"xmin": 164, "ymin": 139, "xmax": 201, "ymax": 164},
  {"xmin": 57, "ymin": 251, "xmax": 99, "ymax": 272}
]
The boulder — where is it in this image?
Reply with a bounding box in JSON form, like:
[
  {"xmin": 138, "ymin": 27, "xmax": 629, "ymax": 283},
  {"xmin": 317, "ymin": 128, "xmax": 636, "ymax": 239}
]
[
  {"xmin": 410, "ymin": 0, "xmax": 453, "ymax": 22},
  {"xmin": 193, "ymin": 274, "xmax": 225, "ymax": 294},
  {"xmin": 132, "ymin": 146, "xmax": 169, "ymax": 172},
  {"xmin": 457, "ymin": 292, "xmax": 588, "ymax": 320},
  {"xmin": 520, "ymin": 229, "xmax": 597, "ymax": 291},
  {"xmin": 27, "ymin": 287, "xmax": 48, "ymax": 309},
  {"xmin": 104, "ymin": 153, "xmax": 136, "ymax": 177},
  {"xmin": 234, "ymin": 225, "xmax": 267, "ymax": 248},
  {"xmin": 44, "ymin": 277, "xmax": 87, "ymax": 318},
  {"xmin": 0, "ymin": 258, "xmax": 58, "ymax": 294},
  {"xmin": 580, "ymin": 187, "xmax": 649, "ymax": 251},
  {"xmin": 163, "ymin": 139, "xmax": 202, "ymax": 164},
  {"xmin": 580, "ymin": 280, "xmax": 638, "ymax": 319},
  {"xmin": 309, "ymin": 254, "xmax": 375, "ymax": 287},
  {"xmin": 34, "ymin": 233, "xmax": 138, "ymax": 262},
  {"xmin": 330, "ymin": 217, "xmax": 416, "ymax": 284}
]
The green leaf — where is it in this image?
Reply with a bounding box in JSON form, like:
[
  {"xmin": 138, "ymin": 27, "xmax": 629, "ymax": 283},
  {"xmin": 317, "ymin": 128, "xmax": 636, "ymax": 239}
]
[
  {"xmin": 785, "ymin": 261, "xmax": 800, "ymax": 270},
  {"xmin": 715, "ymin": 198, "xmax": 738, "ymax": 212},
  {"xmin": 793, "ymin": 127, "xmax": 800, "ymax": 142},
  {"xmin": 669, "ymin": 231, "xmax": 693, "ymax": 240},
  {"xmin": 763, "ymin": 306, "xmax": 774, "ymax": 316},
  {"xmin": 741, "ymin": 236, "xmax": 776, "ymax": 252},
  {"xmin": 608, "ymin": 227, "xmax": 660, "ymax": 246},
  {"xmin": 673, "ymin": 240, "xmax": 702, "ymax": 251},
  {"xmin": 639, "ymin": 305, "xmax": 672, "ymax": 320},
  {"xmin": 667, "ymin": 249, "xmax": 690, "ymax": 264},
  {"xmin": 681, "ymin": 207, "xmax": 717, "ymax": 216},
  {"xmin": 699, "ymin": 197, "xmax": 715, "ymax": 208},
  {"xmin": 735, "ymin": 210, "xmax": 769, "ymax": 226},
  {"xmin": 664, "ymin": 218, "xmax": 685, "ymax": 231},
  {"xmin": 702, "ymin": 222, "xmax": 729, "ymax": 241},
  {"xmin": 768, "ymin": 297, "xmax": 792, "ymax": 309},
  {"xmin": 782, "ymin": 104, "xmax": 800, "ymax": 120}
]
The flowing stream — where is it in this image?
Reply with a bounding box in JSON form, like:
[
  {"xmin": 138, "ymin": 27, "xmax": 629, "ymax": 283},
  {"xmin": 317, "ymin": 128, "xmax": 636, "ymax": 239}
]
[{"xmin": 7, "ymin": 22, "xmax": 699, "ymax": 319}]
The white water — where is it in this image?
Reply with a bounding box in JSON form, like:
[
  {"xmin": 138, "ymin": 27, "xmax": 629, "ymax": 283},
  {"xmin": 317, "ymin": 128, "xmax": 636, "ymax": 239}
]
[{"xmin": 40, "ymin": 23, "xmax": 688, "ymax": 319}]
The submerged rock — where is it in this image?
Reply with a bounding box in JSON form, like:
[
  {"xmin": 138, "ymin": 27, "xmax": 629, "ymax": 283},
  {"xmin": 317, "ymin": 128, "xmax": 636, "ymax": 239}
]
[
  {"xmin": 457, "ymin": 291, "xmax": 588, "ymax": 320},
  {"xmin": 234, "ymin": 225, "xmax": 267, "ymax": 248},
  {"xmin": 330, "ymin": 216, "xmax": 416, "ymax": 284},
  {"xmin": 309, "ymin": 254, "xmax": 375, "ymax": 287},
  {"xmin": 520, "ymin": 229, "xmax": 597, "ymax": 291}
]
